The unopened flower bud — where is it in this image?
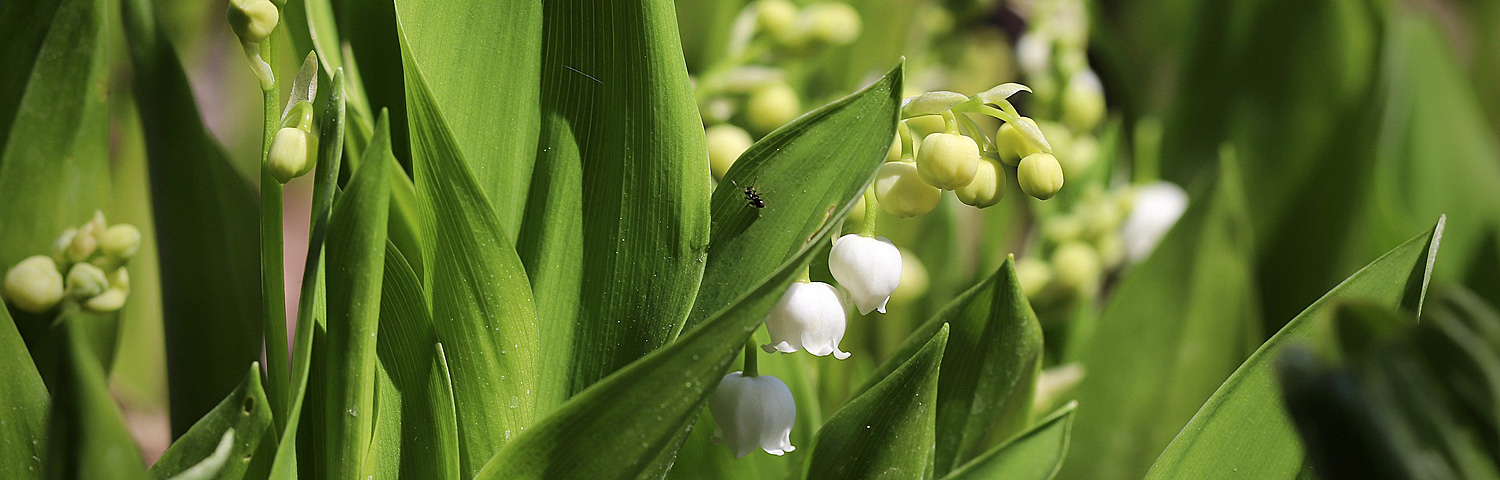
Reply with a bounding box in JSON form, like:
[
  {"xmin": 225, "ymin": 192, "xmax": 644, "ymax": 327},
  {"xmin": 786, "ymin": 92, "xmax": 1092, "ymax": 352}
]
[
  {"xmin": 4, "ymin": 256, "xmax": 64, "ymax": 314},
  {"xmin": 905, "ymin": 114, "xmax": 946, "ymax": 138},
  {"xmin": 1051, "ymin": 241, "xmax": 1100, "ymax": 298},
  {"xmin": 1018, "ymin": 153, "xmax": 1064, "ymax": 200},
  {"xmin": 756, "ymin": 0, "xmax": 800, "ymax": 43},
  {"xmin": 1015, "ymin": 257, "xmax": 1053, "ymax": 300},
  {"xmin": 886, "ymin": 134, "xmax": 902, "ymax": 162},
  {"xmin": 268, "ymin": 127, "xmax": 316, "ymax": 183},
  {"xmin": 955, "ymin": 157, "xmax": 1006, "ymax": 208},
  {"xmin": 995, "ymin": 117, "xmax": 1045, "ymax": 166},
  {"xmin": 916, "ymin": 133, "xmax": 980, "ymax": 189},
  {"xmin": 108, "ymin": 268, "xmax": 131, "ymax": 291},
  {"xmin": 803, "ymin": 2, "xmax": 861, "ymax": 45},
  {"xmin": 709, "ymin": 372, "xmax": 796, "ymax": 458},
  {"xmin": 85, "ymin": 288, "xmax": 128, "ymax": 313},
  {"xmin": 1063, "ymin": 70, "xmax": 1105, "ymax": 132},
  {"xmin": 745, "ymin": 83, "xmax": 801, "ymax": 135},
  {"xmin": 99, "ymin": 224, "xmax": 142, "ymax": 260},
  {"xmin": 52, "ymin": 228, "xmax": 77, "ymax": 264},
  {"xmin": 762, "ymin": 281, "xmax": 851, "ymax": 359},
  {"xmin": 68, "ymin": 224, "xmax": 99, "ymax": 263},
  {"xmin": 66, "ymin": 263, "xmax": 108, "ymax": 299},
  {"xmin": 1043, "ymin": 216, "xmax": 1084, "ymax": 244},
  {"xmin": 707, "ymin": 124, "xmax": 753, "ymax": 180},
  {"xmin": 228, "ymin": 0, "xmax": 279, "ymax": 44},
  {"xmin": 874, "ymin": 162, "xmax": 941, "ymax": 217},
  {"xmin": 889, "ymin": 248, "xmax": 928, "ymax": 304}
]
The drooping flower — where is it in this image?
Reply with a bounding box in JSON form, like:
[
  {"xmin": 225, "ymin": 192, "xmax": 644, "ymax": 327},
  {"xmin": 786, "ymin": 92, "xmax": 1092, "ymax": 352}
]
[
  {"xmin": 709, "ymin": 372, "xmax": 797, "ymax": 458},
  {"xmin": 762, "ymin": 281, "xmax": 850, "ymax": 359},
  {"xmin": 1120, "ymin": 181, "xmax": 1188, "ymax": 262},
  {"xmin": 828, "ymin": 234, "xmax": 901, "ymax": 315}
]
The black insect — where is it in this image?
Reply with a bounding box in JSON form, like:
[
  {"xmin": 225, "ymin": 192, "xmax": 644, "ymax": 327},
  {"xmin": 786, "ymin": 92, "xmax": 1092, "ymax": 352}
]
[{"xmin": 731, "ymin": 179, "xmax": 766, "ymax": 209}]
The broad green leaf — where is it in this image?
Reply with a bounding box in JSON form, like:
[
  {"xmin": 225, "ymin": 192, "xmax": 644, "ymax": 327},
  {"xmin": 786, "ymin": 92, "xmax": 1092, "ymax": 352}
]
[
  {"xmin": 803, "ymin": 325, "xmax": 949, "ymax": 480},
  {"xmin": 321, "ymin": 112, "xmax": 392, "ymax": 479},
  {"xmin": 0, "ymin": 303, "xmax": 47, "ymax": 479},
  {"xmin": 1063, "ymin": 156, "xmax": 1259, "ymax": 480},
  {"xmin": 681, "ymin": 64, "xmax": 904, "ymax": 333},
  {"xmin": 0, "ymin": 0, "xmax": 60, "ymax": 155},
  {"xmin": 369, "ymin": 243, "xmax": 459, "ymax": 480},
  {"xmin": 517, "ymin": 0, "xmax": 711, "ymax": 411},
  {"xmin": 148, "ymin": 365, "xmax": 276, "ymax": 479},
  {"xmin": 399, "ymin": 35, "xmax": 540, "ymax": 476},
  {"xmin": 0, "ymin": 0, "xmax": 109, "ymax": 272},
  {"xmin": 393, "ymin": 0, "xmax": 540, "ymax": 234},
  {"xmin": 857, "ymin": 257, "xmax": 1043, "ymax": 476},
  {"xmin": 1144, "ymin": 217, "xmax": 1445, "ymax": 479},
  {"xmin": 43, "ymin": 316, "xmax": 146, "ymax": 480},
  {"xmin": 942, "ymin": 402, "xmax": 1077, "ymax": 480},
  {"xmin": 121, "ymin": 0, "xmax": 262, "ymax": 436},
  {"xmin": 473, "ymin": 174, "xmax": 859, "ymax": 479}
]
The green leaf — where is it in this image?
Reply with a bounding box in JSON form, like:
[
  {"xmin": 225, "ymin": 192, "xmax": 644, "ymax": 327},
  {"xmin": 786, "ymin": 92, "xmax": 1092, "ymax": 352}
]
[
  {"xmin": 1144, "ymin": 216, "xmax": 1445, "ymax": 479},
  {"xmin": 941, "ymin": 402, "xmax": 1077, "ymax": 480},
  {"xmin": 473, "ymin": 172, "xmax": 859, "ymax": 479},
  {"xmin": 861, "ymin": 257, "xmax": 1044, "ymax": 475},
  {"xmin": 321, "ymin": 110, "xmax": 392, "ymax": 478},
  {"xmin": 1062, "ymin": 155, "xmax": 1259, "ymax": 480},
  {"xmin": 803, "ymin": 324, "xmax": 949, "ymax": 480},
  {"xmin": 0, "ymin": 302, "xmax": 47, "ymax": 479},
  {"xmin": 0, "ymin": 0, "xmax": 110, "ymax": 271},
  {"xmin": 148, "ymin": 365, "xmax": 276, "ymax": 479},
  {"xmin": 43, "ymin": 315, "xmax": 146, "ymax": 480},
  {"xmin": 399, "ymin": 34, "xmax": 540, "ymax": 476},
  {"xmin": 369, "ymin": 243, "xmax": 459, "ymax": 480},
  {"xmin": 680, "ymin": 64, "xmax": 904, "ymax": 334},
  {"xmin": 120, "ymin": 0, "xmax": 262, "ymax": 437},
  {"xmin": 0, "ymin": 0, "xmax": 59, "ymax": 155},
  {"xmin": 517, "ymin": 0, "xmax": 712, "ymax": 411},
  {"xmin": 393, "ymin": 0, "xmax": 540, "ymax": 235}
]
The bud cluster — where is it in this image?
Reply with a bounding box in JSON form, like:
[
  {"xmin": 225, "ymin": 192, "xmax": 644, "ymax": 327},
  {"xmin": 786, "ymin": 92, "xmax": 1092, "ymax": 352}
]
[
  {"xmin": 1015, "ymin": 0, "xmax": 1105, "ymax": 133},
  {"xmin": 4, "ymin": 211, "xmax": 139, "ymax": 314}
]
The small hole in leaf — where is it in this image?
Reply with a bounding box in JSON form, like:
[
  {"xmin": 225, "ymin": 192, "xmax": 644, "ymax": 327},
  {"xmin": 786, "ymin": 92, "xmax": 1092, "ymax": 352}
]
[
  {"xmin": 242, "ymin": 396, "xmax": 254, "ymax": 415},
  {"xmin": 242, "ymin": 452, "xmax": 253, "ymax": 463}
]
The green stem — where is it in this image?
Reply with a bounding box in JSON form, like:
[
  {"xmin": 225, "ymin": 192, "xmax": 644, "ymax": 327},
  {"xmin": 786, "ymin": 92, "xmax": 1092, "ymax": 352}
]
[
  {"xmin": 742, "ymin": 338, "xmax": 759, "ymax": 377},
  {"xmin": 259, "ymin": 30, "xmax": 290, "ymax": 423},
  {"xmin": 861, "ymin": 187, "xmax": 878, "ymax": 237},
  {"xmin": 898, "ymin": 121, "xmax": 914, "ymax": 160},
  {"xmin": 941, "ymin": 111, "xmax": 960, "ymax": 134}
]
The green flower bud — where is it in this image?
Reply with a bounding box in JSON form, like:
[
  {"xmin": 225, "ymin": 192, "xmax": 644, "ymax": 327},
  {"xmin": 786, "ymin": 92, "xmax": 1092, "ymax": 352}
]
[
  {"xmin": 707, "ymin": 124, "xmax": 753, "ymax": 180},
  {"xmin": 874, "ymin": 162, "xmax": 941, "ymax": 217},
  {"xmin": 267, "ymin": 127, "xmax": 317, "ymax": 183},
  {"xmin": 66, "ymin": 262, "xmax": 109, "ymax": 299},
  {"xmin": 1018, "ymin": 153, "xmax": 1065, "ymax": 200},
  {"xmin": 995, "ymin": 117, "xmax": 1044, "ymax": 166},
  {"xmin": 745, "ymin": 83, "xmax": 800, "ymax": 135},
  {"xmin": 108, "ymin": 267, "xmax": 131, "ymax": 291},
  {"xmin": 228, "ymin": 0, "xmax": 279, "ymax": 44},
  {"xmin": 955, "ymin": 157, "xmax": 1005, "ymax": 208},
  {"xmin": 1051, "ymin": 241, "xmax": 1100, "ymax": 299},
  {"xmin": 886, "ymin": 134, "xmax": 902, "ymax": 162},
  {"xmin": 99, "ymin": 224, "xmax": 142, "ymax": 261},
  {"xmin": 1083, "ymin": 199, "xmax": 1122, "ymax": 239},
  {"xmin": 52, "ymin": 228, "xmax": 77, "ymax": 264},
  {"xmin": 1060, "ymin": 134, "xmax": 1097, "ymax": 177},
  {"xmin": 905, "ymin": 114, "xmax": 946, "ymax": 138},
  {"xmin": 68, "ymin": 223, "xmax": 99, "ymax": 263},
  {"xmin": 757, "ymin": 0, "xmax": 799, "ymax": 42},
  {"xmin": 4, "ymin": 256, "xmax": 64, "ymax": 314},
  {"xmin": 915, "ymin": 133, "xmax": 980, "ymax": 190},
  {"xmin": 1015, "ymin": 257, "xmax": 1053, "ymax": 301},
  {"xmin": 85, "ymin": 288, "xmax": 128, "ymax": 313},
  {"xmin": 889, "ymin": 248, "xmax": 929, "ymax": 304},
  {"xmin": 1063, "ymin": 70, "xmax": 1105, "ymax": 132},
  {"xmin": 803, "ymin": 2, "xmax": 861, "ymax": 45},
  {"xmin": 1042, "ymin": 215, "xmax": 1084, "ymax": 244}
]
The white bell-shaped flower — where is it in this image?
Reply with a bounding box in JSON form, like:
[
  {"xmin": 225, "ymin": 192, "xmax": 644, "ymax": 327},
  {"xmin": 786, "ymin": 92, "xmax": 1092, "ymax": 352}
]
[
  {"xmin": 1121, "ymin": 181, "xmax": 1189, "ymax": 262},
  {"xmin": 828, "ymin": 234, "xmax": 902, "ymax": 315},
  {"xmin": 761, "ymin": 281, "xmax": 851, "ymax": 359},
  {"xmin": 709, "ymin": 372, "xmax": 797, "ymax": 458}
]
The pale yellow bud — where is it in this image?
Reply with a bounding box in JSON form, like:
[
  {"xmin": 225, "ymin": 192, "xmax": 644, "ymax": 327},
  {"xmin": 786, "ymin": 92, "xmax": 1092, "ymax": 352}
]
[
  {"xmin": 1051, "ymin": 241, "xmax": 1100, "ymax": 298},
  {"xmin": 745, "ymin": 83, "xmax": 801, "ymax": 135},
  {"xmin": 886, "ymin": 134, "xmax": 902, "ymax": 162},
  {"xmin": 706, "ymin": 124, "xmax": 753, "ymax": 180},
  {"xmin": 67, "ymin": 223, "xmax": 98, "ymax": 263},
  {"xmin": 228, "ymin": 0, "xmax": 279, "ymax": 44},
  {"xmin": 268, "ymin": 127, "xmax": 317, "ymax": 183},
  {"xmin": 1018, "ymin": 153, "xmax": 1064, "ymax": 200},
  {"xmin": 1063, "ymin": 70, "xmax": 1105, "ymax": 132},
  {"xmin": 85, "ymin": 289, "xmax": 128, "ymax": 313},
  {"xmin": 874, "ymin": 162, "xmax": 941, "ymax": 217},
  {"xmin": 66, "ymin": 263, "xmax": 108, "ymax": 299},
  {"xmin": 905, "ymin": 114, "xmax": 946, "ymax": 138},
  {"xmin": 99, "ymin": 224, "xmax": 142, "ymax": 260},
  {"xmin": 108, "ymin": 268, "xmax": 131, "ymax": 291},
  {"xmin": 995, "ymin": 117, "xmax": 1044, "ymax": 166},
  {"xmin": 954, "ymin": 157, "xmax": 1005, "ymax": 208},
  {"xmin": 915, "ymin": 133, "xmax": 980, "ymax": 190},
  {"xmin": 803, "ymin": 2, "xmax": 861, "ymax": 45},
  {"xmin": 757, "ymin": 0, "xmax": 800, "ymax": 42},
  {"xmin": 4, "ymin": 256, "xmax": 64, "ymax": 314}
]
